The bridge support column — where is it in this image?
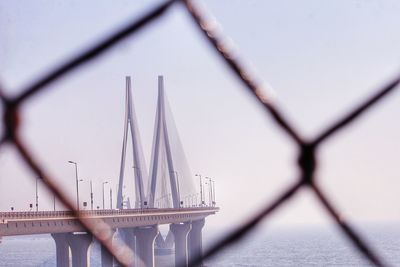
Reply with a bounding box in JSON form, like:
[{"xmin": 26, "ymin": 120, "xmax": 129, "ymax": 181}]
[
  {"xmin": 170, "ymin": 222, "xmax": 191, "ymax": 267},
  {"xmin": 118, "ymin": 228, "xmax": 136, "ymax": 266},
  {"xmin": 51, "ymin": 233, "xmax": 70, "ymax": 267},
  {"xmin": 188, "ymin": 219, "xmax": 205, "ymax": 267},
  {"xmin": 134, "ymin": 225, "xmax": 159, "ymax": 267},
  {"xmin": 67, "ymin": 232, "xmax": 93, "ymax": 267},
  {"xmin": 100, "ymin": 229, "xmax": 116, "ymax": 267}
]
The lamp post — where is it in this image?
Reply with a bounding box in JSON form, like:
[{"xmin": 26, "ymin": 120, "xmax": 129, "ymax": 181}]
[
  {"xmin": 116, "ymin": 183, "xmax": 119, "ymax": 209},
  {"xmin": 212, "ymin": 180, "xmax": 216, "ymax": 205},
  {"xmin": 90, "ymin": 180, "xmax": 94, "ymax": 210},
  {"xmin": 35, "ymin": 177, "xmax": 39, "ymax": 212},
  {"xmin": 195, "ymin": 174, "xmax": 203, "ymax": 206},
  {"xmin": 110, "ymin": 188, "xmax": 113, "ymax": 209},
  {"xmin": 53, "ymin": 192, "xmax": 56, "ymax": 211},
  {"xmin": 204, "ymin": 181, "xmax": 209, "ymax": 206},
  {"xmin": 68, "ymin": 161, "xmax": 82, "ymax": 211},
  {"xmin": 205, "ymin": 177, "xmax": 213, "ymax": 206},
  {"xmin": 78, "ymin": 178, "xmax": 84, "ymax": 208},
  {"xmin": 102, "ymin": 181, "xmax": 108, "ymax": 209}
]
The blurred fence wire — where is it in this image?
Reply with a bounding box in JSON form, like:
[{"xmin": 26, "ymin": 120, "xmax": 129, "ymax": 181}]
[{"xmin": 1, "ymin": 0, "xmax": 399, "ymax": 266}]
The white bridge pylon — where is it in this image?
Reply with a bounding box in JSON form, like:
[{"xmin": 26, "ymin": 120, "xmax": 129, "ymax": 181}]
[
  {"xmin": 116, "ymin": 77, "xmax": 146, "ymax": 209},
  {"xmin": 117, "ymin": 76, "xmax": 184, "ymax": 210},
  {"xmin": 148, "ymin": 76, "xmax": 180, "ymax": 208}
]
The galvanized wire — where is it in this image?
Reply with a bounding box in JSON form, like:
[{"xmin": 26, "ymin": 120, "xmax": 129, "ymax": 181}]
[{"xmin": 1, "ymin": 0, "xmax": 399, "ymax": 266}]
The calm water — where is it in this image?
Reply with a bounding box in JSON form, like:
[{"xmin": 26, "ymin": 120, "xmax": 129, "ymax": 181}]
[
  {"xmin": 205, "ymin": 224, "xmax": 400, "ymax": 267},
  {"xmin": 0, "ymin": 224, "xmax": 399, "ymax": 266}
]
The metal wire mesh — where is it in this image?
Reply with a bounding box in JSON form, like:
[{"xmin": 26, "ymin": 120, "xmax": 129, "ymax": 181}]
[{"xmin": 1, "ymin": 0, "xmax": 399, "ymax": 266}]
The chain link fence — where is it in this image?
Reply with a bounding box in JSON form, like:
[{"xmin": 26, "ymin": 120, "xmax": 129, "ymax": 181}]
[{"xmin": 1, "ymin": 0, "xmax": 399, "ymax": 266}]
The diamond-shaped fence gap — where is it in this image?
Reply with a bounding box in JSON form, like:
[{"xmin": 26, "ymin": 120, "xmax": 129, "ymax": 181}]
[{"xmin": 94, "ymin": 0, "xmax": 303, "ymax": 227}]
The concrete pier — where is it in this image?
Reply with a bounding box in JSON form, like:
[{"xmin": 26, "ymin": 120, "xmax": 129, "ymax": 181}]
[
  {"xmin": 100, "ymin": 229, "xmax": 116, "ymax": 267},
  {"xmin": 118, "ymin": 228, "xmax": 136, "ymax": 266},
  {"xmin": 101, "ymin": 243, "xmax": 113, "ymax": 267},
  {"xmin": 134, "ymin": 225, "xmax": 159, "ymax": 267},
  {"xmin": 170, "ymin": 222, "xmax": 191, "ymax": 267},
  {"xmin": 67, "ymin": 232, "xmax": 93, "ymax": 267},
  {"xmin": 51, "ymin": 233, "xmax": 70, "ymax": 267},
  {"xmin": 119, "ymin": 228, "xmax": 136, "ymax": 251},
  {"xmin": 188, "ymin": 219, "xmax": 205, "ymax": 267}
]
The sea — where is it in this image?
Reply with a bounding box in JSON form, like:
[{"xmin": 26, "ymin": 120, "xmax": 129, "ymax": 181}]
[{"xmin": 0, "ymin": 224, "xmax": 399, "ymax": 266}]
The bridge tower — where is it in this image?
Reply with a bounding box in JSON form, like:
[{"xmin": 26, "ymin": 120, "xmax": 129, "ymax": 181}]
[
  {"xmin": 148, "ymin": 76, "xmax": 180, "ymax": 208},
  {"xmin": 116, "ymin": 76, "xmax": 146, "ymax": 209}
]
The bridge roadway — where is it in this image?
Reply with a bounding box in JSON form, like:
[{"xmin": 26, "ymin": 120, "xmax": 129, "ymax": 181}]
[
  {"xmin": 0, "ymin": 207, "xmax": 218, "ymax": 236},
  {"xmin": 0, "ymin": 207, "xmax": 219, "ymax": 267}
]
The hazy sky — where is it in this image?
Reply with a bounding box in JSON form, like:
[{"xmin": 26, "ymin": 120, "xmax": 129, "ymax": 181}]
[{"xmin": 1, "ymin": 0, "xmax": 400, "ymax": 239}]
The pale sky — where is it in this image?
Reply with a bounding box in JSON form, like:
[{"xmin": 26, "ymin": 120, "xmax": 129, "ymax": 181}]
[{"xmin": 1, "ymin": 0, "xmax": 400, "ymax": 237}]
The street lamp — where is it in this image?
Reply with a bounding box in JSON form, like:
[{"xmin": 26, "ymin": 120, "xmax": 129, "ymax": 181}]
[
  {"xmin": 68, "ymin": 160, "xmax": 82, "ymax": 211},
  {"xmin": 205, "ymin": 177, "xmax": 213, "ymax": 206},
  {"xmin": 195, "ymin": 174, "xmax": 203, "ymax": 206},
  {"xmin": 78, "ymin": 178, "xmax": 84, "ymax": 208},
  {"xmin": 110, "ymin": 188, "xmax": 113, "ymax": 209},
  {"xmin": 204, "ymin": 181, "xmax": 209, "ymax": 206},
  {"xmin": 102, "ymin": 181, "xmax": 108, "ymax": 209},
  {"xmin": 35, "ymin": 177, "xmax": 39, "ymax": 212},
  {"xmin": 212, "ymin": 180, "xmax": 216, "ymax": 205},
  {"xmin": 53, "ymin": 192, "xmax": 56, "ymax": 211},
  {"xmin": 90, "ymin": 180, "xmax": 94, "ymax": 210}
]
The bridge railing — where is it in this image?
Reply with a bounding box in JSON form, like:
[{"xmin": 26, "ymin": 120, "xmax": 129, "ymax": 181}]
[{"xmin": 0, "ymin": 207, "xmax": 219, "ymax": 220}]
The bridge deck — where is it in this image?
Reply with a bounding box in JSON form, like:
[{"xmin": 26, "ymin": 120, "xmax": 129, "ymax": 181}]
[{"xmin": 0, "ymin": 207, "xmax": 219, "ymax": 236}]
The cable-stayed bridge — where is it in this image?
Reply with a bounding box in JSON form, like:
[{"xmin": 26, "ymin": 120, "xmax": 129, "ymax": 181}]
[{"xmin": 0, "ymin": 76, "xmax": 218, "ymax": 267}]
